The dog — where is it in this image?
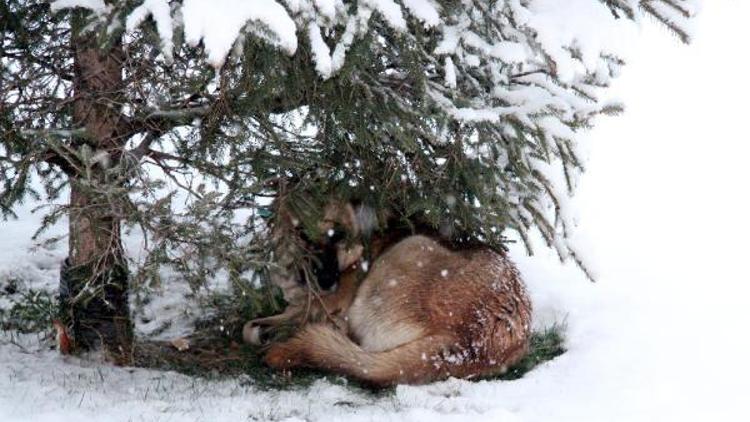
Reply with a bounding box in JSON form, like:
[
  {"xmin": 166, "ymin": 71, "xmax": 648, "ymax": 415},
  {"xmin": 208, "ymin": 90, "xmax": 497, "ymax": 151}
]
[{"xmin": 244, "ymin": 202, "xmax": 532, "ymax": 387}]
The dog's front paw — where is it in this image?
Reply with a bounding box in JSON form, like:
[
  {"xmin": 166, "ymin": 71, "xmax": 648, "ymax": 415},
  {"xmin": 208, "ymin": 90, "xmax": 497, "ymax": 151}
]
[{"xmin": 242, "ymin": 321, "xmax": 264, "ymax": 345}]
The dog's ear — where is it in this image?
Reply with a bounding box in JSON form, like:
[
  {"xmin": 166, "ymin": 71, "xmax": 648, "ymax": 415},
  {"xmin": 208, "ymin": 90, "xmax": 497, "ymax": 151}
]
[
  {"xmin": 336, "ymin": 243, "xmax": 364, "ymax": 271},
  {"xmin": 354, "ymin": 204, "xmax": 380, "ymax": 237}
]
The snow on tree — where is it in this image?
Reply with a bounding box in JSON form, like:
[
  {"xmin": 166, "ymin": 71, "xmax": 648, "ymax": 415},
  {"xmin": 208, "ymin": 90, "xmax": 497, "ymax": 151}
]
[
  {"xmin": 134, "ymin": 0, "xmax": 694, "ymax": 275},
  {"xmin": 1, "ymin": 0, "xmax": 697, "ymax": 359},
  {"xmin": 164, "ymin": 0, "xmax": 697, "ymax": 276}
]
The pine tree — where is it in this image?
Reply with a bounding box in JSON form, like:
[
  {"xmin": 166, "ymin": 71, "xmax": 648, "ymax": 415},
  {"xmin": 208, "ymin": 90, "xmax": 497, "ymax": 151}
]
[
  {"xmin": 1, "ymin": 1, "xmax": 265, "ymax": 359},
  {"xmin": 165, "ymin": 0, "xmax": 697, "ymax": 278},
  {"xmin": 1, "ymin": 0, "xmax": 697, "ymax": 359}
]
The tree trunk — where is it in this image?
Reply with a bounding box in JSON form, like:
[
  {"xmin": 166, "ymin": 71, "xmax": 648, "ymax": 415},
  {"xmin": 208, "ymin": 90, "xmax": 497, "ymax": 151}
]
[
  {"xmin": 59, "ymin": 14, "xmax": 133, "ymax": 363},
  {"xmin": 61, "ymin": 183, "xmax": 132, "ymax": 363}
]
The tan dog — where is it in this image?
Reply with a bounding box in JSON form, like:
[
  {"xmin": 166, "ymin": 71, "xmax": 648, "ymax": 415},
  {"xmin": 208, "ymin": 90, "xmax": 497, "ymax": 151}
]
[{"xmin": 244, "ymin": 204, "xmax": 532, "ymax": 387}]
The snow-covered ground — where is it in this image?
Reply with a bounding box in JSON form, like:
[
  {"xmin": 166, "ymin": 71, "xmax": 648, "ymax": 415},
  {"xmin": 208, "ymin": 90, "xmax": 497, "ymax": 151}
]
[{"xmin": 3, "ymin": 2, "xmax": 750, "ymax": 421}]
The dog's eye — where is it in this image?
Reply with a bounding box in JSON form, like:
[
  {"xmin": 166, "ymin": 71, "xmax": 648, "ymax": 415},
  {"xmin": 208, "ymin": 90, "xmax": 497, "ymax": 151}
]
[{"xmin": 327, "ymin": 226, "xmax": 346, "ymax": 243}]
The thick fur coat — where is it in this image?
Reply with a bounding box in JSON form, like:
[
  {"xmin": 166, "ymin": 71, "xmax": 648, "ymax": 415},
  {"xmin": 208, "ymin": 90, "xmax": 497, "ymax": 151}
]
[{"xmin": 259, "ymin": 233, "xmax": 532, "ymax": 387}]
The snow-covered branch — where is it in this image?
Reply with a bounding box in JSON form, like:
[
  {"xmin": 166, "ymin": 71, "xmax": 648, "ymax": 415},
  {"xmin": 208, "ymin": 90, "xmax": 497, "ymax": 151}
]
[
  {"xmin": 46, "ymin": 0, "xmax": 700, "ymax": 273},
  {"xmin": 20, "ymin": 127, "xmax": 90, "ymax": 139}
]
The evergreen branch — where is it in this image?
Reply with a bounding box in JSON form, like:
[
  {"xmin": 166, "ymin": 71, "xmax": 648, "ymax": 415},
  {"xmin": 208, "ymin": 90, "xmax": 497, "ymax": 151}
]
[
  {"xmin": 598, "ymin": 1, "xmax": 695, "ymax": 44},
  {"xmin": 640, "ymin": 1, "xmax": 692, "ymax": 43},
  {"xmin": 10, "ymin": 128, "xmax": 88, "ymax": 175},
  {"xmin": 145, "ymin": 148, "xmax": 183, "ymax": 163},
  {"xmin": 119, "ymin": 88, "xmax": 310, "ymax": 141},
  {"xmin": 119, "ymin": 105, "xmax": 211, "ymax": 139},
  {"xmin": 19, "ymin": 127, "xmax": 90, "ymax": 139}
]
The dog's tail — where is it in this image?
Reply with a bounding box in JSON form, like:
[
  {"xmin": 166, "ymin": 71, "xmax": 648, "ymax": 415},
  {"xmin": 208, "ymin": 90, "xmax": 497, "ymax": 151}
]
[{"xmin": 265, "ymin": 324, "xmax": 452, "ymax": 387}]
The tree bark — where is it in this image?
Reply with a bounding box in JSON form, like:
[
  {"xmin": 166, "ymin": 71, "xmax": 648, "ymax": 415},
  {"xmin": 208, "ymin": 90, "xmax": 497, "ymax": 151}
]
[
  {"xmin": 59, "ymin": 15, "xmax": 133, "ymax": 363},
  {"xmin": 63, "ymin": 183, "xmax": 132, "ymax": 362}
]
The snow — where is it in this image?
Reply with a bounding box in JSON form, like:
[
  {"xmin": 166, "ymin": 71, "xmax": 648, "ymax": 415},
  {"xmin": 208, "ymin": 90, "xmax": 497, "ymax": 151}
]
[
  {"xmin": 444, "ymin": 56, "xmax": 457, "ymax": 89},
  {"xmin": 363, "ymin": 0, "xmax": 407, "ymax": 31},
  {"xmin": 402, "ymin": 0, "xmax": 440, "ymax": 28},
  {"xmin": 647, "ymin": 1, "xmax": 698, "ymax": 41},
  {"xmin": 309, "ymin": 23, "xmax": 333, "ymax": 79},
  {"xmin": 434, "ymin": 25, "xmax": 460, "ymax": 55},
  {"xmin": 50, "ymin": 0, "xmax": 108, "ymax": 16},
  {"xmin": 526, "ymin": 0, "xmax": 627, "ymax": 82},
  {"xmin": 312, "ymin": 0, "xmax": 337, "ymax": 22},
  {"xmin": 3, "ymin": 1, "xmax": 750, "ymax": 421},
  {"xmin": 0, "ymin": 204, "xmax": 67, "ymax": 296},
  {"xmin": 125, "ymin": 0, "xmax": 174, "ymax": 63},
  {"xmin": 181, "ymin": 0, "xmax": 298, "ymax": 66},
  {"xmin": 330, "ymin": 9, "xmax": 371, "ymax": 73},
  {"xmin": 490, "ymin": 41, "xmax": 527, "ymax": 64}
]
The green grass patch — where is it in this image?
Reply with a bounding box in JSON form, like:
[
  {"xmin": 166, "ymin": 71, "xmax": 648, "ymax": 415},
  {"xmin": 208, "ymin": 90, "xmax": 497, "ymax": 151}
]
[
  {"xmin": 0, "ymin": 278, "xmax": 56, "ymax": 333},
  {"xmin": 496, "ymin": 322, "xmax": 567, "ymax": 381},
  {"xmin": 134, "ymin": 321, "xmax": 566, "ymax": 393},
  {"xmin": 133, "ymin": 332, "xmax": 384, "ymax": 395}
]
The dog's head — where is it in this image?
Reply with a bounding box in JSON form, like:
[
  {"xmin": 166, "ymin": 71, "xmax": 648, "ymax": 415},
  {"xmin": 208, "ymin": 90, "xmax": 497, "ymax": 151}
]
[{"xmin": 281, "ymin": 200, "xmax": 376, "ymax": 291}]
